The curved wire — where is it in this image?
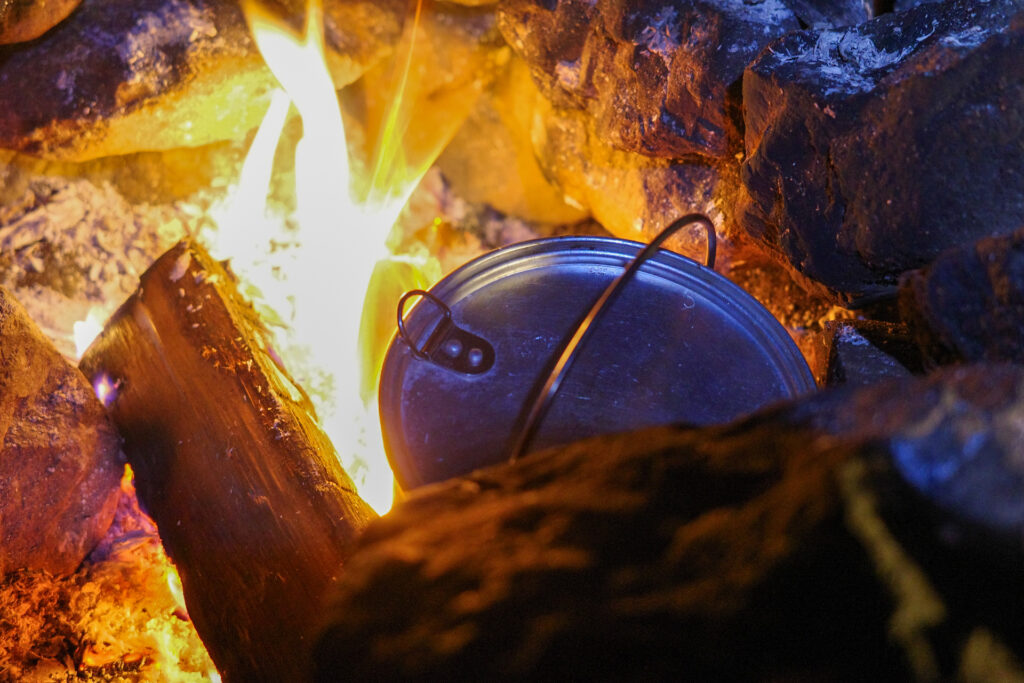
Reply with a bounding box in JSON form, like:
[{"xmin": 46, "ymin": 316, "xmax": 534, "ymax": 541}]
[{"xmin": 507, "ymin": 213, "xmax": 716, "ymax": 462}]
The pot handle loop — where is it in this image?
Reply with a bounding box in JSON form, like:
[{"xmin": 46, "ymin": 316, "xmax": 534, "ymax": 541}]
[
  {"xmin": 508, "ymin": 213, "xmax": 716, "ymax": 462},
  {"xmin": 397, "ymin": 289, "xmax": 452, "ymax": 360}
]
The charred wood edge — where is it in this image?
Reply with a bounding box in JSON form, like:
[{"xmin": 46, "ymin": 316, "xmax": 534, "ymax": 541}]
[{"xmin": 79, "ymin": 239, "xmax": 377, "ymax": 682}]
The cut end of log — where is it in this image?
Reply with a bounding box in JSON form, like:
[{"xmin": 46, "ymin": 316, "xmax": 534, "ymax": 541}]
[{"xmin": 80, "ymin": 239, "xmax": 376, "ymax": 681}]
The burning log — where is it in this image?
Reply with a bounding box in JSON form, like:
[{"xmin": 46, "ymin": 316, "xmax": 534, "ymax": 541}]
[
  {"xmin": 79, "ymin": 240, "xmax": 377, "ymax": 681},
  {"xmin": 738, "ymin": 0, "xmax": 1024, "ymax": 305},
  {"xmin": 0, "ymin": 286, "xmax": 123, "ymax": 577}
]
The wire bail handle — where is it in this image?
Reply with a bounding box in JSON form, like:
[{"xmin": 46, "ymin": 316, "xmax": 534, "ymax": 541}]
[{"xmin": 508, "ymin": 213, "xmax": 716, "ymax": 461}]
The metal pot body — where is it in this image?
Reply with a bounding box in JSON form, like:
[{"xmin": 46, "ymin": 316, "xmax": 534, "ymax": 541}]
[{"xmin": 380, "ymin": 237, "xmax": 815, "ymax": 489}]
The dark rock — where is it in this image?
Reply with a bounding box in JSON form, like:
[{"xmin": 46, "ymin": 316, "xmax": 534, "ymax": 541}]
[
  {"xmin": 0, "ymin": 0, "xmax": 81, "ymax": 44},
  {"xmin": 899, "ymin": 226, "xmax": 1024, "ymax": 366},
  {"xmin": 437, "ymin": 54, "xmax": 590, "ymax": 225},
  {"xmin": 498, "ymin": 0, "xmax": 870, "ymax": 161},
  {"xmin": 893, "ymin": 0, "xmax": 944, "ymax": 13},
  {"xmin": 739, "ymin": 0, "xmax": 1024, "ymax": 305},
  {"xmin": 531, "ymin": 92, "xmax": 730, "ymax": 249},
  {"xmin": 813, "ymin": 319, "xmax": 920, "ymax": 386},
  {"xmin": 0, "ymin": 0, "xmax": 406, "ymax": 160},
  {"xmin": 0, "ymin": 286, "xmax": 123, "ymax": 577},
  {"xmin": 314, "ymin": 364, "xmax": 1024, "ymax": 681}
]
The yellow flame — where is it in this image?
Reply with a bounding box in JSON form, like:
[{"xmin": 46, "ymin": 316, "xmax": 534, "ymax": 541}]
[
  {"xmin": 202, "ymin": 0, "xmax": 474, "ymax": 514},
  {"xmin": 73, "ymin": 306, "xmax": 108, "ymax": 360}
]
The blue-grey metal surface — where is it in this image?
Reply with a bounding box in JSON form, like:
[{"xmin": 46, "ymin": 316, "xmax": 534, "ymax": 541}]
[{"xmin": 379, "ymin": 236, "xmax": 816, "ymax": 489}]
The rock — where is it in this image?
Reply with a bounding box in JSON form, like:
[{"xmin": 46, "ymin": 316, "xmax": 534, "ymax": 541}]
[
  {"xmin": 0, "ymin": 0, "xmax": 81, "ymax": 44},
  {"xmin": 899, "ymin": 227, "xmax": 1024, "ymax": 366},
  {"xmin": 893, "ymin": 0, "xmax": 943, "ymax": 12},
  {"xmin": 531, "ymin": 94, "xmax": 730, "ymax": 253},
  {"xmin": 0, "ymin": 0, "xmax": 407, "ymax": 161},
  {"xmin": 739, "ymin": 0, "xmax": 1024, "ymax": 305},
  {"xmin": 497, "ymin": 0, "xmax": 869, "ymax": 161},
  {"xmin": 437, "ymin": 55, "xmax": 590, "ymax": 225},
  {"xmin": 812, "ymin": 319, "xmax": 920, "ymax": 386},
  {"xmin": 343, "ymin": 2, "xmax": 510, "ymax": 203},
  {"xmin": 314, "ymin": 364, "xmax": 1024, "ymax": 680},
  {"xmin": 0, "ymin": 286, "xmax": 123, "ymax": 576}
]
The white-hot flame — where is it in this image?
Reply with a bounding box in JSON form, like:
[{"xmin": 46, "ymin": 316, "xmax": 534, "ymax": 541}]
[
  {"xmin": 73, "ymin": 306, "xmax": 108, "ymax": 360},
  {"xmin": 203, "ymin": 0, "xmax": 448, "ymax": 514}
]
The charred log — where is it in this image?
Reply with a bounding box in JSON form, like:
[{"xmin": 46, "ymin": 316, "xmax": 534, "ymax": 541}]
[
  {"xmin": 78, "ymin": 240, "xmax": 377, "ymax": 682},
  {"xmin": 0, "ymin": 286, "xmax": 122, "ymax": 577}
]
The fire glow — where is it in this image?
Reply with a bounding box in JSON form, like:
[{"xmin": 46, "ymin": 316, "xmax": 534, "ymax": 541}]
[{"xmin": 200, "ymin": 0, "xmax": 463, "ymax": 514}]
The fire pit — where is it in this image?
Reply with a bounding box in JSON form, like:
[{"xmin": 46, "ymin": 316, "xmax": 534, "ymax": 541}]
[{"xmin": 2, "ymin": 0, "xmax": 1023, "ymax": 680}]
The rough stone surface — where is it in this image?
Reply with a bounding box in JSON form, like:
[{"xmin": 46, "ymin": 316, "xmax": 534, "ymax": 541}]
[
  {"xmin": 812, "ymin": 319, "xmax": 920, "ymax": 387},
  {"xmin": 437, "ymin": 54, "xmax": 590, "ymax": 225},
  {"xmin": 314, "ymin": 365, "xmax": 1024, "ymax": 681},
  {"xmin": 531, "ymin": 93, "xmax": 730, "ymax": 252},
  {"xmin": 0, "ymin": 286, "xmax": 123, "ymax": 577},
  {"xmin": 739, "ymin": 0, "xmax": 1024, "ymax": 305},
  {"xmin": 899, "ymin": 226, "xmax": 1024, "ymax": 366},
  {"xmin": 0, "ymin": 0, "xmax": 406, "ymax": 160},
  {"xmin": 497, "ymin": 0, "xmax": 869, "ymax": 161},
  {"xmin": 0, "ymin": 0, "xmax": 81, "ymax": 44}
]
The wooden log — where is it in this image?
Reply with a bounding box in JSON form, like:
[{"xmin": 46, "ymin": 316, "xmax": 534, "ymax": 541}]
[{"xmin": 79, "ymin": 239, "xmax": 377, "ymax": 682}]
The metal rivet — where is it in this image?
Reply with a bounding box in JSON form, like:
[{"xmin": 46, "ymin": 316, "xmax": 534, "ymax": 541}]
[{"xmin": 443, "ymin": 338, "xmax": 463, "ymax": 358}]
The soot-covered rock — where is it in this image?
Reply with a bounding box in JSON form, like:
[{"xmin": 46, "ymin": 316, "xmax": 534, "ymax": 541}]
[
  {"xmin": 0, "ymin": 0, "xmax": 81, "ymax": 44},
  {"xmin": 899, "ymin": 227, "xmax": 1024, "ymax": 366},
  {"xmin": 531, "ymin": 95, "xmax": 728, "ymax": 247},
  {"xmin": 0, "ymin": 0, "xmax": 406, "ymax": 160},
  {"xmin": 812, "ymin": 319, "xmax": 921, "ymax": 387},
  {"xmin": 314, "ymin": 365, "xmax": 1024, "ymax": 681},
  {"xmin": 739, "ymin": 0, "xmax": 1024, "ymax": 305},
  {"xmin": 498, "ymin": 0, "xmax": 870, "ymax": 161},
  {"xmin": 0, "ymin": 286, "xmax": 123, "ymax": 577}
]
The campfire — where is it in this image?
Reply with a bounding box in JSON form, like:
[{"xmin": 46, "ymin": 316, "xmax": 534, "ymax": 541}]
[{"xmin": 2, "ymin": 0, "xmax": 1023, "ymax": 680}]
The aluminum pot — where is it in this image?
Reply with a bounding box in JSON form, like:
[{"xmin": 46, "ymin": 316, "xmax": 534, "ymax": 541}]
[{"xmin": 380, "ymin": 219, "xmax": 814, "ymax": 489}]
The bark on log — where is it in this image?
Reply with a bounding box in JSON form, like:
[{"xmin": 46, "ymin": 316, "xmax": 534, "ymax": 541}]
[{"xmin": 78, "ymin": 240, "xmax": 377, "ymax": 682}]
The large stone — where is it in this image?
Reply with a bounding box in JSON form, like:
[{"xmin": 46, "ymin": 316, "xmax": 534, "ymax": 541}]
[
  {"xmin": 739, "ymin": 0, "xmax": 1024, "ymax": 305},
  {"xmin": 0, "ymin": 286, "xmax": 123, "ymax": 576},
  {"xmin": 313, "ymin": 364, "xmax": 1024, "ymax": 680},
  {"xmin": 899, "ymin": 227, "xmax": 1024, "ymax": 366},
  {"xmin": 0, "ymin": 0, "xmax": 81, "ymax": 44},
  {"xmin": 531, "ymin": 93, "xmax": 730, "ymax": 252},
  {"xmin": 811, "ymin": 319, "xmax": 920, "ymax": 387},
  {"xmin": 437, "ymin": 54, "xmax": 590, "ymax": 225},
  {"xmin": 0, "ymin": 0, "xmax": 407, "ymax": 161},
  {"xmin": 497, "ymin": 0, "xmax": 869, "ymax": 161}
]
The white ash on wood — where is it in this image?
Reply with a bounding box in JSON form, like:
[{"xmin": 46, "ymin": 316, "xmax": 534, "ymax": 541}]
[{"xmin": 79, "ymin": 239, "xmax": 377, "ymax": 682}]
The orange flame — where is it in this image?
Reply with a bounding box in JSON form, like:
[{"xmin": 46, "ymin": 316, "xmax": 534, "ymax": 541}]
[{"xmin": 201, "ymin": 0, "xmax": 475, "ymax": 513}]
